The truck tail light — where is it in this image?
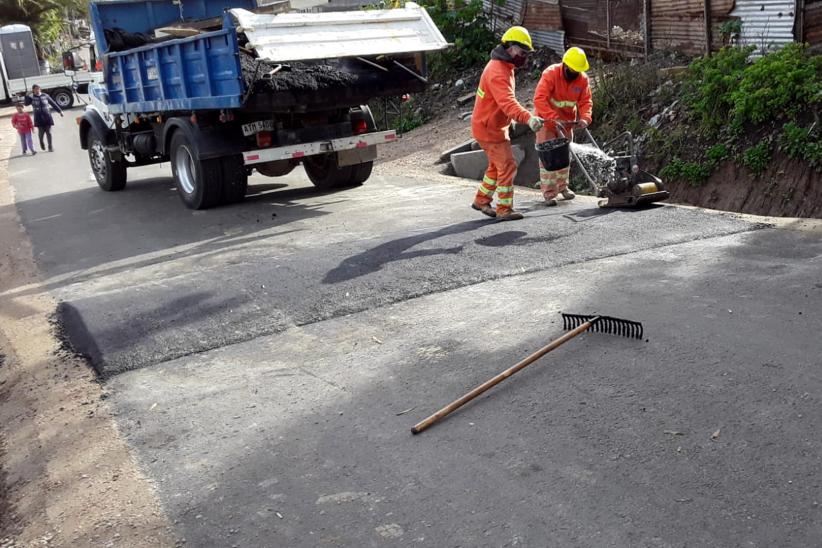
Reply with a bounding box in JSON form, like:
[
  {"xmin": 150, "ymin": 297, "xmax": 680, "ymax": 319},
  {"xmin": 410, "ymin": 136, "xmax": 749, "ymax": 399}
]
[
  {"xmin": 256, "ymin": 131, "xmax": 272, "ymax": 148},
  {"xmin": 352, "ymin": 119, "xmax": 368, "ymax": 135}
]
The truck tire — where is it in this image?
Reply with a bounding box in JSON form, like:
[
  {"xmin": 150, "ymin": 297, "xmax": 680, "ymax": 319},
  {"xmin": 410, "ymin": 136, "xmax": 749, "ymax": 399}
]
[
  {"xmin": 348, "ymin": 161, "xmax": 373, "ymax": 185},
  {"xmin": 52, "ymin": 88, "xmax": 74, "ymax": 109},
  {"xmin": 220, "ymin": 154, "xmax": 248, "ymax": 204},
  {"xmin": 170, "ymin": 131, "xmax": 222, "ymax": 209},
  {"xmin": 346, "ymin": 105, "xmax": 376, "ymax": 185},
  {"xmin": 303, "ymin": 153, "xmax": 354, "ymax": 190},
  {"xmin": 89, "ymin": 129, "xmax": 127, "ymax": 191}
]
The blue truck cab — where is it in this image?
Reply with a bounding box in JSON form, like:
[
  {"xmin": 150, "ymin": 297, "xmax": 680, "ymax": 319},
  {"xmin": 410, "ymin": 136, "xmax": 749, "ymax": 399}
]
[{"xmin": 79, "ymin": 0, "xmax": 447, "ymax": 209}]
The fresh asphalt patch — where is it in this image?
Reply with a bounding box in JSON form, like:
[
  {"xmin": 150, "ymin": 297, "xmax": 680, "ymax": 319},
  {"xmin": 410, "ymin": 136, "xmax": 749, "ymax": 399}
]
[{"xmin": 54, "ymin": 201, "xmax": 757, "ymax": 376}]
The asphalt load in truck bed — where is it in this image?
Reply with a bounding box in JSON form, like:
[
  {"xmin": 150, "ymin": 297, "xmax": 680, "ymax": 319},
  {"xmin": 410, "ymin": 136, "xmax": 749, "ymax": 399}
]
[{"xmin": 240, "ymin": 52, "xmax": 358, "ymax": 93}]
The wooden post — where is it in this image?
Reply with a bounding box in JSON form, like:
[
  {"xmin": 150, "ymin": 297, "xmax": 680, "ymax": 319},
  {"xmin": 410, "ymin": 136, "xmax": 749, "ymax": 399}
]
[
  {"xmin": 796, "ymin": 0, "xmax": 805, "ymax": 43},
  {"xmin": 644, "ymin": 0, "xmax": 652, "ymax": 56},
  {"xmin": 606, "ymin": 0, "xmax": 612, "ymax": 51},
  {"xmin": 704, "ymin": 0, "xmax": 712, "ymax": 55}
]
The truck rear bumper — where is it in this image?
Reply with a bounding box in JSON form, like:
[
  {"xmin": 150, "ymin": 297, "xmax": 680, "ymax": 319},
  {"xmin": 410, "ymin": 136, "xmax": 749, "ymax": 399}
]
[{"xmin": 242, "ymin": 130, "xmax": 398, "ymax": 165}]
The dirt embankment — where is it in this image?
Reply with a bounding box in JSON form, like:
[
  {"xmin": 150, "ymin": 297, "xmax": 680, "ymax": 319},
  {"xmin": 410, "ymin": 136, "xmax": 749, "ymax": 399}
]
[{"xmin": 667, "ymin": 152, "xmax": 822, "ymax": 218}]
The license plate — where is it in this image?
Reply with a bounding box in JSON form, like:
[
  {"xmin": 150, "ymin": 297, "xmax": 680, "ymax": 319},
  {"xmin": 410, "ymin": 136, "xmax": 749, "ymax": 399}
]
[{"xmin": 242, "ymin": 120, "xmax": 275, "ymax": 137}]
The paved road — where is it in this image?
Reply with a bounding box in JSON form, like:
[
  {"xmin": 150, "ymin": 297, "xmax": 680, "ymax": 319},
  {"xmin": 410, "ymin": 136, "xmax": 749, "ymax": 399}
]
[{"xmin": 7, "ymin": 115, "xmax": 822, "ymax": 546}]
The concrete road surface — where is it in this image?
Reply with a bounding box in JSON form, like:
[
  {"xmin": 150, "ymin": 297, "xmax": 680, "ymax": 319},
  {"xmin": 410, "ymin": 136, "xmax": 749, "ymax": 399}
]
[{"xmin": 6, "ymin": 114, "xmax": 822, "ymax": 546}]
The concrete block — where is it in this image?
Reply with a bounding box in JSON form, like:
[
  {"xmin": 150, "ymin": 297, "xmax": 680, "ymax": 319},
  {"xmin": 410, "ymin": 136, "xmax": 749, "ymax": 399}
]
[
  {"xmin": 457, "ymin": 92, "xmax": 475, "ymax": 105},
  {"xmin": 451, "ymin": 144, "xmax": 526, "ymax": 181},
  {"xmin": 438, "ymin": 139, "xmax": 476, "ymax": 164},
  {"xmin": 511, "ymin": 131, "xmax": 539, "ymax": 187},
  {"xmin": 451, "ymin": 149, "xmax": 488, "ymax": 180}
]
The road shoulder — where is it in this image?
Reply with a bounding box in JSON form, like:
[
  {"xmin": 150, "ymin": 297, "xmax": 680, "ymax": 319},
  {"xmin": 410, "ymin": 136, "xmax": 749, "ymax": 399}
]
[{"xmin": 0, "ymin": 116, "xmax": 177, "ymax": 546}]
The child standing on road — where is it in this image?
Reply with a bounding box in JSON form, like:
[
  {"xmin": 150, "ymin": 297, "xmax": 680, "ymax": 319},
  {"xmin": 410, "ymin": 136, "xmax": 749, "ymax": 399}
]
[{"xmin": 10, "ymin": 104, "xmax": 36, "ymax": 156}]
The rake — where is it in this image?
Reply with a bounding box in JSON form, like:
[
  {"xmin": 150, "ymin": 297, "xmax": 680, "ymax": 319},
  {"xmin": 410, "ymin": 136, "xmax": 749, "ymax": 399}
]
[{"xmin": 411, "ymin": 313, "xmax": 644, "ymax": 434}]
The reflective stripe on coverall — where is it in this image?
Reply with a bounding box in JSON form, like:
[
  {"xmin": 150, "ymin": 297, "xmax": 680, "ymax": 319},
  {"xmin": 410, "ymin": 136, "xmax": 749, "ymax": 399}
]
[
  {"xmin": 471, "ymin": 46, "xmax": 532, "ymax": 214},
  {"xmin": 533, "ymin": 63, "xmax": 592, "ymax": 200}
]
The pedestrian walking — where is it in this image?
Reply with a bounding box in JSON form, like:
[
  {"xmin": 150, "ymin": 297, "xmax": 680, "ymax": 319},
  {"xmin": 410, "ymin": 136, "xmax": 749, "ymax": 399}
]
[
  {"xmin": 470, "ymin": 26, "xmax": 544, "ymax": 222},
  {"xmin": 25, "ymin": 84, "xmax": 63, "ymax": 152},
  {"xmin": 10, "ymin": 103, "xmax": 36, "ymax": 156},
  {"xmin": 533, "ymin": 47, "xmax": 593, "ymax": 205}
]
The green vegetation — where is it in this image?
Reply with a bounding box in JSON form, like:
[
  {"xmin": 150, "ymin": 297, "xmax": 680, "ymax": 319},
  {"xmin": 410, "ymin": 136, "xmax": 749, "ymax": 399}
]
[
  {"xmin": 644, "ymin": 44, "xmax": 822, "ymax": 186},
  {"xmin": 779, "ymin": 122, "xmax": 822, "ymax": 171},
  {"xmin": 0, "ymin": 0, "xmax": 86, "ymax": 42},
  {"xmin": 418, "ymin": 0, "xmax": 498, "ymax": 76},
  {"xmin": 659, "ymin": 158, "xmax": 713, "ymax": 187},
  {"xmin": 742, "ymin": 142, "xmax": 772, "ymax": 175}
]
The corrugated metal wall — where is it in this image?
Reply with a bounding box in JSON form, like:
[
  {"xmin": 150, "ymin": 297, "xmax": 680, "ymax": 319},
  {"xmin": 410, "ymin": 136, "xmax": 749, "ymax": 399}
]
[
  {"xmin": 805, "ymin": 1, "xmax": 822, "ymax": 47},
  {"xmin": 481, "ymin": 0, "xmax": 807, "ymax": 58},
  {"xmin": 523, "ymin": 0, "xmax": 567, "ymax": 53},
  {"xmin": 650, "ymin": 0, "xmax": 734, "ymax": 55},
  {"xmin": 484, "ymin": 0, "xmax": 567, "ymax": 53},
  {"xmin": 484, "ymin": 0, "xmax": 528, "ymax": 33},
  {"xmin": 560, "ymin": 0, "xmax": 645, "ymax": 55},
  {"xmin": 730, "ymin": 0, "xmax": 796, "ymax": 54}
]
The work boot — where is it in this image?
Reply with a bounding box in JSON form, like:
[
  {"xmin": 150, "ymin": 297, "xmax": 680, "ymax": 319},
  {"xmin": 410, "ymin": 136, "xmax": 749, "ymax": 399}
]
[
  {"xmin": 496, "ymin": 209, "xmax": 524, "ymax": 222},
  {"xmin": 561, "ymin": 189, "xmax": 576, "ymax": 200},
  {"xmin": 471, "ymin": 202, "xmax": 496, "ymax": 218},
  {"xmin": 544, "ymin": 198, "xmax": 558, "ymax": 207}
]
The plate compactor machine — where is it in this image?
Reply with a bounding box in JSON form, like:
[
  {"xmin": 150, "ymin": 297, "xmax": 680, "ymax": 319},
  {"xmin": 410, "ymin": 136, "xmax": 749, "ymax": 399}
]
[{"xmin": 536, "ymin": 126, "xmax": 670, "ymax": 208}]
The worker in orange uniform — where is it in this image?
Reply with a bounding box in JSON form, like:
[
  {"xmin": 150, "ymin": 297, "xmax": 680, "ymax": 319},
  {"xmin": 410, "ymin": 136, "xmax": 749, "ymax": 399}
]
[
  {"xmin": 533, "ymin": 47, "xmax": 593, "ymax": 205},
  {"xmin": 471, "ymin": 26, "xmax": 544, "ymax": 222}
]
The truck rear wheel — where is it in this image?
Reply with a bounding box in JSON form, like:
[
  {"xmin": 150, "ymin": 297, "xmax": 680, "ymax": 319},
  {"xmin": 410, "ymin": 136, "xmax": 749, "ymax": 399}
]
[
  {"xmin": 89, "ymin": 130, "xmax": 127, "ymax": 191},
  {"xmin": 170, "ymin": 132, "xmax": 222, "ymax": 209},
  {"xmin": 219, "ymin": 154, "xmax": 248, "ymax": 204},
  {"xmin": 303, "ymin": 153, "xmax": 355, "ymax": 190},
  {"xmin": 348, "ymin": 161, "xmax": 373, "ymax": 185},
  {"xmin": 52, "ymin": 88, "xmax": 74, "ymax": 109}
]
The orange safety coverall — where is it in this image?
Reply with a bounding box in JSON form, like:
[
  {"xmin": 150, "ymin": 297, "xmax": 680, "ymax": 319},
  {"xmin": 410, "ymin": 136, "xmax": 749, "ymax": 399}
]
[
  {"xmin": 471, "ymin": 48, "xmax": 532, "ymax": 214},
  {"xmin": 533, "ymin": 63, "xmax": 593, "ymax": 200}
]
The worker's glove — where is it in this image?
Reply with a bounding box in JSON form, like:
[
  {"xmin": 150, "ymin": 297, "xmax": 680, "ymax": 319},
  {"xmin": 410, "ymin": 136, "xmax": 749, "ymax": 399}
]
[{"xmin": 527, "ymin": 116, "xmax": 544, "ymax": 132}]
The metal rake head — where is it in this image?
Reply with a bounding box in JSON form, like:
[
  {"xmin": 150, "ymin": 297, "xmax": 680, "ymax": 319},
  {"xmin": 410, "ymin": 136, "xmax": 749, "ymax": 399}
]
[{"xmin": 562, "ymin": 313, "xmax": 644, "ymax": 340}]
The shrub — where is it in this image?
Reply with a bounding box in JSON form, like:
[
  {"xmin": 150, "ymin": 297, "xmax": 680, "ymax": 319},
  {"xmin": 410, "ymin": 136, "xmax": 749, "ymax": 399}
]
[
  {"xmin": 418, "ymin": 0, "xmax": 498, "ymax": 76},
  {"xmin": 660, "ymin": 157, "xmax": 712, "ymax": 186},
  {"xmin": 742, "ymin": 142, "xmax": 772, "ymax": 175},
  {"xmin": 729, "ymin": 43, "xmax": 822, "ymax": 128},
  {"xmin": 683, "ymin": 46, "xmax": 752, "ymax": 131},
  {"xmin": 706, "ymin": 143, "xmax": 730, "ymax": 163},
  {"xmin": 780, "ymin": 122, "xmax": 822, "ymax": 171}
]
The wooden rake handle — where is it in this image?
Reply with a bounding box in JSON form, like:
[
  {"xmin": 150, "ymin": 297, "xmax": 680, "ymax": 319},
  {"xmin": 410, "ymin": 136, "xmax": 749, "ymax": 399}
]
[{"xmin": 411, "ymin": 317, "xmax": 598, "ymax": 434}]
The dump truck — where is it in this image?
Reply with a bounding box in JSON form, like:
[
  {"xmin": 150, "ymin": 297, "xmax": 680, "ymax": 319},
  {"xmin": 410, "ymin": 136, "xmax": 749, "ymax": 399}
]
[{"xmin": 79, "ymin": 0, "xmax": 448, "ymax": 209}]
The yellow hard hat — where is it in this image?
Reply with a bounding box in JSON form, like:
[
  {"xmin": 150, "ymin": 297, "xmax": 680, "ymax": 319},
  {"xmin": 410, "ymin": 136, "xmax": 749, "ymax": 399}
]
[
  {"xmin": 562, "ymin": 47, "xmax": 589, "ymax": 72},
  {"xmin": 501, "ymin": 26, "xmax": 534, "ymax": 52}
]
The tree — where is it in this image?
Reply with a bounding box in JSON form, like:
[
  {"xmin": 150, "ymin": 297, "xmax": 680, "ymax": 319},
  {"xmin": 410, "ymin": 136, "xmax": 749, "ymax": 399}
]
[{"xmin": 0, "ymin": 0, "xmax": 86, "ymax": 38}]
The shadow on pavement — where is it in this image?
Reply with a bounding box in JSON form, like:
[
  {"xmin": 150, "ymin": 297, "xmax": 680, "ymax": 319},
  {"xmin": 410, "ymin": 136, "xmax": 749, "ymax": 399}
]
[
  {"xmin": 111, "ymin": 226, "xmax": 822, "ymax": 547},
  {"xmin": 322, "ymin": 219, "xmax": 490, "ymax": 284},
  {"xmin": 0, "ymin": 172, "xmax": 354, "ymax": 295}
]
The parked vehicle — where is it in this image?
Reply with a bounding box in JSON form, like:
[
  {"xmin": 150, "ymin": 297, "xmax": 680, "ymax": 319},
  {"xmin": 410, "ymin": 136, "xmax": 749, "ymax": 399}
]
[
  {"xmin": 0, "ymin": 24, "xmax": 102, "ymax": 108},
  {"xmin": 78, "ymin": 0, "xmax": 448, "ymax": 209}
]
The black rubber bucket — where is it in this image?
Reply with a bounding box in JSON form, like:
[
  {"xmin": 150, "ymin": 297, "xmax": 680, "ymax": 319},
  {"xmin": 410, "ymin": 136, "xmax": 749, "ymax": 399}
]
[{"xmin": 536, "ymin": 138, "xmax": 570, "ymax": 170}]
